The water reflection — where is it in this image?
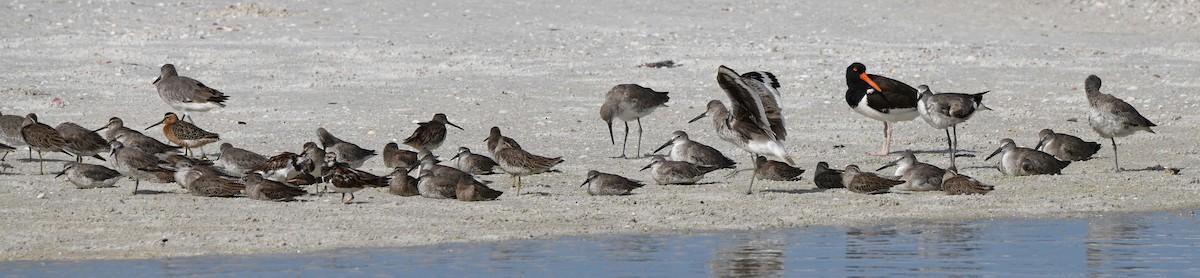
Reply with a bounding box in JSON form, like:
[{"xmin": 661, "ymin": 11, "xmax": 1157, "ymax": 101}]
[{"xmin": 708, "ymin": 234, "xmax": 786, "ymax": 278}]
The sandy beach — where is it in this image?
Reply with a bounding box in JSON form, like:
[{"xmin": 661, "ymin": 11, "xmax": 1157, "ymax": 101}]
[{"xmin": 1, "ymin": 0, "xmax": 1198, "ymax": 260}]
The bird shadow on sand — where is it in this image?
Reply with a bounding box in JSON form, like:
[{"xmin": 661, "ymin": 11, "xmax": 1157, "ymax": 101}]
[
  {"xmin": 904, "ymin": 149, "xmax": 978, "ymax": 157},
  {"xmin": 15, "ymin": 158, "xmax": 75, "ymax": 163},
  {"xmin": 1122, "ymin": 165, "xmax": 1180, "ymax": 173},
  {"xmin": 513, "ymin": 191, "xmax": 551, "ymax": 197},
  {"xmin": 762, "ymin": 188, "xmax": 827, "ymax": 194},
  {"xmin": 132, "ymin": 190, "xmax": 175, "ymax": 195}
]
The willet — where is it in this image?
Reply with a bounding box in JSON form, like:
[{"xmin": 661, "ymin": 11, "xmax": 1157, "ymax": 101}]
[
  {"xmin": 55, "ymin": 122, "xmax": 110, "ymax": 162},
  {"xmin": 242, "ymin": 173, "xmax": 307, "ymax": 201},
  {"xmin": 984, "ymin": 138, "xmax": 1071, "ymax": 176},
  {"xmin": 20, "ymin": 113, "xmax": 72, "ymax": 174},
  {"xmin": 1083, "ymin": 75, "xmax": 1157, "ymax": 171},
  {"xmin": 844, "ymin": 63, "xmax": 919, "ymax": 156},
  {"xmin": 600, "ymin": 84, "xmax": 670, "ymax": 158},
  {"xmin": 915, "ymin": 85, "xmax": 990, "ymax": 168},
  {"xmin": 403, "ymin": 113, "xmax": 463, "ymax": 152},
  {"xmin": 214, "ymin": 143, "xmax": 267, "ymax": 177},
  {"xmin": 640, "ymin": 155, "xmax": 724, "ymax": 185},
  {"xmin": 1033, "ymin": 129, "xmax": 1101, "ymax": 161},
  {"xmin": 485, "ymin": 126, "xmax": 522, "ymax": 155},
  {"xmin": 110, "ymin": 141, "xmax": 175, "ymax": 194},
  {"xmin": 323, "ymin": 161, "xmax": 389, "ymax": 203},
  {"xmin": 56, "ymin": 162, "xmax": 122, "ymax": 189},
  {"xmin": 492, "ymin": 140, "xmax": 563, "ymax": 195},
  {"xmin": 942, "ymin": 168, "xmax": 994, "ymax": 195},
  {"xmin": 316, "ymin": 127, "xmax": 376, "ymax": 168},
  {"xmin": 813, "ymin": 162, "xmax": 845, "ymax": 189},
  {"xmin": 877, "ymin": 150, "xmax": 946, "ymax": 191},
  {"xmin": 842, "ymin": 164, "xmax": 903, "ymax": 194},
  {"xmin": 690, "ymin": 66, "xmax": 792, "ymax": 194},
  {"xmin": 652, "ymin": 130, "xmax": 736, "ymax": 169},
  {"xmin": 382, "ymin": 142, "xmax": 418, "ymax": 169},
  {"xmin": 580, "ymin": 170, "xmax": 645, "ymax": 196},
  {"xmin": 450, "ymin": 147, "xmax": 499, "ymax": 175},
  {"xmin": 152, "ymin": 64, "xmax": 229, "ymax": 121},
  {"xmin": 146, "ymin": 112, "xmax": 220, "ymax": 158}
]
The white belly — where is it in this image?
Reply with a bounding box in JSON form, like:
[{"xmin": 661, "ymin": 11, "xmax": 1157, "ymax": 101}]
[{"xmin": 854, "ymin": 96, "xmax": 918, "ymax": 123}]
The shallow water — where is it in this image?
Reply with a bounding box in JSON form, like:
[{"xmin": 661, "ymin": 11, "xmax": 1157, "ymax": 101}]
[{"xmin": 6, "ymin": 210, "xmax": 1198, "ymax": 277}]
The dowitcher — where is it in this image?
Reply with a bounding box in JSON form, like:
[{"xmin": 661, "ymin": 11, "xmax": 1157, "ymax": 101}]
[
  {"xmin": 493, "ymin": 140, "xmax": 563, "ymax": 195},
  {"xmin": 942, "ymin": 167, "xmax": 994, "ymax": 195},
  {"xmin": 580, "ymin": 170, "xmax": 645, "ymax": 196},
  {"xmin": 403, "ymin": 113, "xmax": 463, "ymax": 152},
  {"xmin": 456, "ymin": 175, "xmax": 503, "ymax": 201},
  {"xmin": 984, "ymin": 138, "xmax": 1071, "ymax": 176},
  {"xmin": 99, "ymin": 118, "xmax": 181, "ymax": 157},
  {"xmin": 652, "ymin": 130, "xmax": 736, "ymax": 169},
  {"xmin": 56, "ymin": 162, "xmax": 122, "ymax": 189},
  {"xmin": 0, "ymin": 111, "xmax": 27, "ymax": 160},
  {"xmin": 845, "ymin": 63, "xmax": 919, "ymax": 156},
  {"xmin": 386, "ymin": 166, "xmax": 420, "ymax": 197},
  {"xmin": 450, "ymin": 147, "xmax": 499, "ymax": 175},
  {"xmin": 748, "ymin": 156, "xmax": 806, "ymax": 181},
  {"xmin": 1083, "ymin": 75, "xmax": 1157, "ymax": 171},
  {"xmin": 842, "ymin": 164, "xmax": 903, "ymax": 194},
  {"xmin": 813, "ymin": 162, "xmax": 845, "ymax": 189},
  {"xmin": 600, "ymin": 84, "xmax": 670, "ymax": 158},
  {"xmin": 877, "ymin": 150, "xmax": 946, "ymax": 191},
  {"xmin": 242, "ymin": 172, "xmax": 307, "ymax": 201},
  {"xmin": 146, "ymin": 112, "xmax": 220, "ymax": 158},
  {"xmin": 915, "ymin": 85, "xmax": 990, "ymax": 168},
  {"xmin": 214, "ymin": 143, "xmax": 266, "ymax": 177},
  {"xmin": 417, "ymin": 154, "xmax": 475, "ymax": 181},
  {"xmin": 152, "ymin": 64, "xmax": 229, "ymax": 121},
  {"xmin": 20, "ymin": 113, "xmax": 72, "ymax": 174},
  {"xmin": 316, "ymin": 127, "xmax": 376, "ymax": 168},
  {"xmin": 485, "ymin": 126, "xmax": 522, "ymax": 155},
  {"xmin": 1034, "ymin": 129, "xmax": 1101, "ymax": 161},
  {"xmin": 323, "ymin": 161, "xmax": 389, "ymax": 203},
  {"xmin": 640, "ymin": 155, "xmax": 725, "ymax": 185},
  {"xmin": 382, "ymin": 142, "xmax": 419, "ymax": 169},
  {"xmin": 689, "ymin": 66, "xmax": 792, "ymax": 194},
  {"xmin": 110, "ymin": 141, "xmax": 175, "ymax": 194},
  {"xmin": 416, "ymin": 169, "xmax": 458, "ymax": 199},
  {"xmin": 55, "ymin": 122, "xmax": 110, "ymax": 162},
  {"xmin": 185, "ymin": 171, "xmax": 244, "ymax": 198}
]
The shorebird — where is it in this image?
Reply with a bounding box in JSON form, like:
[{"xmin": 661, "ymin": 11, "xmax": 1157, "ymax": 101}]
[
  {"xmin": 1034, "ymin": 129, "xmax": 1101, "ymax": 161},
  {"xmin": 403, "ymin": 113, "xmax": 463, "ymax": 152},
  {"xmin": 242, "ymin": 173, "xmax": 307, "ymax": 201},
  {"xmin": 316, "ymin": 127, "xmax": 376, "ymax": 168},
  {"xmin": 985, "ymin": 138, "xmax": 1071, "ymax": 176},
  {"xmin": 214, "ymin": 143, "xmax": 266, "ymax": 177},
  {"xmin": 640, "ymin": 155, "xmax": 725, "ymax": 185},
  {"xmin": 95, "ymin": 117, "xmax": 140, "ymax": 142},
  {"xmin": 146, "ymin": 112, "xmax": 220, "ymax": 158},
  {"xmin": 942, "ymin": 168, "xmax": 994, "ymax": 195},
  {"xmin": 493, "ymin": 140, "xmax": 563, "ymax": 195},
  {"xmin": 600, "ymin": 84, "xmax": 670, "ymax": 158},
  {"xmin": 55, "ymin": 122, "xmax": 110, "ymax": 162},
  {"xmin": 323, "ymin": 161, "xmax": 389, "ymax": 203},
  {"xmin": 382, "ymin": 142, "xmax": 419, "ymax": 169},
  {"xmin": 0, "ymin": 111, "xmax": 28, "ymax": 160},
  {"xmin": 254, "ymin": 152, "xmax": 303, "ymax": 182},
  {"xmin": 915, "ymin": 85, "xmax": 990, "ymax": 168},
  {"xmin": 450, "ymin": 147, "xmax": 500, "ymax": 175},
  {"xmin": 415, "ymin": 170, "xmax": 457, "ymax": 199},
  {"xmin": 110, "ymin": 141, "xmax": 175, "ymax": 194},
  {"xmin": 417, "ymin": 154, "xmax": 475, "ymax": 181},
  {"xmin": 652, "ymin": 130, "xmax": 736, "ymax": 169},
  {"xmin": 813, "ymin": 162, "xmax": 845, "ymax": 189},
  {"xmin": 688, "ymin": 66, "xmax": 792, "ymax": 194},
  {"xmin": 580, "ymin": 170, "xmax": 645, "ymax": 196},
  {"xmin": 877, "ymin": 150, "xmax": 946, "ymax": 191},
  {"xmin": 842, "ymin": 164, "xmax": 904, "ymax": 194},
  {"xmin": 1083, "ymin": 75, "xmax": 1157, "ymax": 171},
  {"xmin": 171, "ymin": 159, "xmax": 209, "ymax": 190},
  {"xmin": 0, "ymin": 143, "xmax": 13, "ymax": 162},
  {"xmin": 185, "ymin": 172, "xmax": 244, "ymax": 198},
  {"xmin": 97, "ymin": 118, "xmax": 181, "ymax": 157},
  {"xmin": 387, "ymin": 167, "xmax": 420, "ymax": 196},
  {"xmin": 299, "ymin": 142, "xmax": 328, "ymax": 178},
  {"xmin": 56, "ymin": 162, "xmax": 122, "ymax": 189},
  {"xmin": 20, "ymin": 113, "xmax": 72, "ymax": 174},
  {"xmin": 845, "ymin": 63, "xmax": 919, "ymax": 156},
  {"xmin": 152, "ymin": 63, "xmax": 229, "ymax": 121},
  {"xmin": 485, "ymin": 126, "xmax": 522, "ymax": 155},
  {"xmin": 455, "ymin": 175, "xmax": 503, "ymax": 201},
  {"xmin": 748, "ymin": 156, "xmax": 806, "ymax": 181}
]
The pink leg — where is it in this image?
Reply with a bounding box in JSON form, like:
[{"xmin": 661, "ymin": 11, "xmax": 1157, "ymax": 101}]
[{"xmin": 868, "ymin": 122, "xmax": 891, "ymax": 156}]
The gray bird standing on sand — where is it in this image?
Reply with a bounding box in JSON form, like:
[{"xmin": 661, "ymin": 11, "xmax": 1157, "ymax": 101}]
[
  {"xmin": 1083, "ymin": 75, "xmax": 1156, "ymax": 171},
  {"xmin": 600, "ymin": 84, "xmax": 669, "ymax": 159},
  {"xmin": 153, "ymin": 64, "xmax": 229, "ymax": 121}
]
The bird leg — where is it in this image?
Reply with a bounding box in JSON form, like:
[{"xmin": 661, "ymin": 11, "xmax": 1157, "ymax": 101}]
[
  {"xmin": 612, "ymin": 121, "xmax": 630, "ymax": 158},
  {"xmin": 37, "ymin": 151, "xmax": 44, "ymax": 175},
  {"xmin": 1111, "ymin": 137, "xmax": 1120, "ymax": 172},
  {"xmin": 746, "ymin": 154, "xmax": 758, "ymax": 195},
  {"xmin": 515, "ymin": 175, "xmax": 523, "ymax": 195},
  {"xmin": 636, "ymin": 118, "xmax": 644, "ymax": 158},
  {"xmin": 133, "ymin": 179, "xmax": 140, "ymax": 195},
  {"xmin": 869, "ymin": 122, "xmax": 892, "ymax": 156},
  {"xmin": 947, "ymin": 127, "xmax": 956, "ymax": 169}
]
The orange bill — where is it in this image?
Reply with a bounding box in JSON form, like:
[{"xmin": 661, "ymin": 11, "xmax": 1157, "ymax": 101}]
[{"xmin": 859, "ymin": 72, "xmax": 883, "ymax": 93}]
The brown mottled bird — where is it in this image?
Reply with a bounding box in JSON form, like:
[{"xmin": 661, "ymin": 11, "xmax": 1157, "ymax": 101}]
[
  {"xmin": 450, "ymin": 147, "xmax": 499, "ymax": 175},
  {"xmin": 242, "ymin": 172, "xmax": 307, "ymax": 201},
  {"xmin": 387, "ymin": 167, "xmax": 420, "ymax": 197},
  {"xmin": 403, "ymin": 113, "xmax": 463, "ymax": 153},
  {"xmin": 152, "ymin": 63, "xmax": 229, "ymax": 121},
  {"xmin": 580, "ymin": 170, "xmax": 644, "ymax": 196},
  {"xmin": 323, "ymin": 162, "xmax": 389, "ymax": 204},
  {"xmin": 493, "ymin": 140, "xmax": 563, "ymax": 195},
  {"xmin": 942, "ymin": 168, "xmax": 994, "ymax": 195},
  {"xmin": 55, "ymin": 122, "xmax": 110, "ymax": 162},
  {"xmin": 146, "ymin": 112, "xmax": 220, "ymax": 158},
  {"xmin": 20, "ymin": 113, "xmax": 72, "ymax": 174},
  {"xmin": 485, "ymin": 126, "xmax": 522, "ymax": 156},
  {"xmin": 842, "ymin": 164, "xmax": 903, "ymax": 194},
  {"xmin": 813, "ymin": 162, "xmax": 845, "ymax": 189},
  {"xmin": 383, "ymin": 142, "xmax": 419, "ymax": 169},
  {"xmin": 456, "ymin": 175, "xmax": 503, "ymax": 201},
  {"xmin": 1034, "ymin": 129, "xmax": 1101, "ymax": 162}
]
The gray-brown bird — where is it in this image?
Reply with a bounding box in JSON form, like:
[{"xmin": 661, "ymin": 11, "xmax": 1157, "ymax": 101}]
[
  {"xmin": 652, "ymin": 130, "xmax": 736, "ymax": 169},
  {"xmin": 640, "ymin": 155, "xmax": 725, "ymax": 185},
  {"xmin": 750, "ymin": 156, "xmax": 805, "ymax": 181},
  {"xmin": 55, "ymin": 122, "xmax": 110, "ymax": 162},
  {"xmin": 600, "ymin": 84, "xmax": 670, "ymax": 159},
  {"xmin": 383, "ymin": 142, "xmax": 419, "ymax": 169},
  {"xmin": 56, "ymin": 162, "xmax": 122, "ymax": 189},
  {"xmin": 985, "ymin": 138, "xmax": 1071, "ymax": 176},
  {"xmin": 485, "ymin": 126, "xmax": 522, "ymax": 156},
  {"xmin": 416, "ymin": 169, "xmax": 458, "ymax": 199},
  {"xmin": 242, "ymin": 172, "xmax": 307, "ymax": 201},
  {"xmin": 403, "ymin": 113, "xmax": 463, "ymax": 153},
  {"xmin": 915, "ymin": 85, "xmax": 990, "ymax": 168},
  {"xmin": 20, "ymin": 114, "xmax": 72, "ymax": 174},
  {"xmin": 1084, "ymin": 75, "xmax": 1157, "ymax": 172},
  {"xmin": 185, "ymin": 172, "xmax": 244, "ymax": 198},
  {"xmin": 153, "ymin": 63, "xmax": 229, "ymax": 121},
  {"xmin": 877, "ymin": 151, "xmax": 945, "ymax": 191},
  {"xmin": 813, "ymin": 162, "xmax": 845, "ymax": 189},
  {"xmin": 387, "ymin": 167, "xmax": 420, "ymax": 197},
  {"xmin": 1034, "ymin": 129, "xmax": 1101, "ymax": 162},
  {"xmin": 214, "ymin": 143, "xmax": 267, "ymax": 177},
  {"xmin": 842, "ymin": 164, "xmax": 903, "ymax": 194},
  {"xmin": 942, "ymin": 168, "xmax": 994, "ymax": 195},
  {"xmin": 316, "ymin": 127, "xmax": 376, "ymax": 168},
  {"xmin": 110, "ymin": 141, "xmax": 176, "ymax": 194},
  {"xmin": 456, "ymin": 175, "xmax": 503, "ymax": 201},
  {"xmin": 450, "ymin": 147, "xmax": 499, "ymax": 175},
  {"xmin": 580, "ymin": 170, "xmax": 645, "ymax": 196},
  {"xmin": 0, "ymin": 111, "xmax": 27, "ymax": 160},
  {"xmin": 493, "ymin": 140, "xmax": 563, "ymax": 195}
]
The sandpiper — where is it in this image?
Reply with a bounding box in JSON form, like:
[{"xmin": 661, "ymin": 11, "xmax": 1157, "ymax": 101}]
[
  {"xmin": 640, "ymin": 155, "xmax": 725, "ymax": 185},
  {"xmin": 652, "ymin": 130, "xmax": 736, "ymax": 169},
  {"xmin": 214, "ymin": 143, "xmax": 267, "ymax": 177},
  {"xmin": 110, "ymin": 141, "xmax": 175, "ymax": 194},
  {"xmin": 877, "ymin": 150, "xmax": 946, "ymax": 191},
  {"xmin": 600, "ymin": 84, "xmax": 670, "ymax": 158},
  {"xmin": 748, "ymin": 156, "xmax": 806, "ymax": 181},
  {"xmin": 492, "ymin": 140, "xmax": 563, "ymax": 195},
  {"xmin": 56, "ymin": 162, "xmax": 122, "ymax": 189},
  {"xmin": 0, "ymin": 111, "xmax": 28, "ymax": 160},
  {"xmin": 146, "ymin": 112, "xmax": 220, "ymax": 158},
  {"xmin": 185, "ymin": 172, "xmax": 244, "ymax": 198},
  {"xmin": 813, "ymin": 162, "xmax": 845, "ymax": 189},
  {"xmin": 0, "ymin": 143, "xmax": 13, "ymax": 162},
  {"xmin": 1034, "ymin": 129, "xmax": 1101, "ymax": 161},
  {"xmin": 580, "ymin": 170, "xmax": 645, "ymax": 196},
  {"xmin": 842, "ymin": 164, "xmax": 904, "ymax": 194},
  {"xmin": 254, "ymin": 152, "xmax": 303, "ymax": 182},
  {"xmin": 316, "ymin": 127, "xmax": 376, "ymax": 168},
  {"xmin": 915, "ymin": 85, "xmax": 990, "ymax": 168},
  {"xmin": 416, "ymin": 169, "xmax": 458, "ymax": 199},
  {"xmin": 403, "ymin": 113, "xmax": 463, "ymax": 153},
  {"xmin": 99, "ymin": 119, "xmax": 181, "ymax": 157},
  {"xmin": 418, "ymin": 154, "xmax": 475, "ymax": 181},
  {"xmin": 20, "ymin": 114, "xmax": 72, "ymax": 175},
  {"xmin": 323, "ymin": 161, "xmax": 390, "ymax": 203},
  {"xmin": 152, "ymin": 64, "xmax": 229, "ymax": 121},
  {"xmin": 95, "ymin": 117, "xmax": 140, "ymax": 142},
  {"xmin": 845, "ymin": 63, "xmax": 919, "ymax": 156},
  {"xmin": 299, "ymin": 142, "xmax": 328, "ymax": 178},
  {"xmin": 450, "ymin": 147, "xmax": 499, "ymax": 175},
  {"xmin": 984, "ymin": 138, "xmax": 1071, "ymax": 176},
  {"xmin": 387, "ymin": 167, "xmax": 420, "ymax": 197},
  {"xmin": 1083, "ymin": 75, "xmax": 1157, "ymax": 171},
  {"xmin": 171, "ymin": 159, "xmax": 209, "ymax": 190},
  {"xmin": 456, "ymin": 175, "xmax": 503, "ymax": 201},
  {"xmin": 382, "ymin": 142, "xmax": 419, "ymax": 169},
  {"xmin": 55, "ymin": 122, "xmax": 110, "ymax": 162},
  {"xmin": 485, "ymin": 126, "xmax": 522, "ymax": 155},
  {"xmin": 942, "ymin": 168, "xmax": 994, "ymax": 195},
  {"xmin": 689, "ymin": 66, "xmax": 792, "ymax": 194},
  {"xmin": 242, "ymin": 173, "xmax": 307, "ymax": 201}
]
